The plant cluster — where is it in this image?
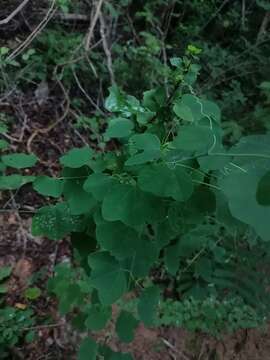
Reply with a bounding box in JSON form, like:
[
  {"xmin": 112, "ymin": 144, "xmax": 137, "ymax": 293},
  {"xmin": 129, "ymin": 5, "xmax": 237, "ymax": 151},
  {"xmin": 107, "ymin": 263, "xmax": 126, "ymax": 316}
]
[
  {"xmin": 0, "ymin": 0, "xmax": 270, "ymax": 358},
  {"xmin": 1, "ymin": 52, "xmax": 270, "ymax": 358}
]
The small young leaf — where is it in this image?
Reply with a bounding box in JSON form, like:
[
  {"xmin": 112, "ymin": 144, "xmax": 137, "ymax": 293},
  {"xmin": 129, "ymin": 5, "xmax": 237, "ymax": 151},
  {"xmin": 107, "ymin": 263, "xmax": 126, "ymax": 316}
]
[
  {"xmin": 78, "ymin": 337, "xmax": 98, "ymax": 360},
  {"xmin": 60, "ymin": 147, "xmax": 93, "ymax": 168},
  {"xmin": 2, "ymin": 153, "xmax": 37, "ymax": 169},
  {"xmin": 116, "ymin": 311, "xmax": 139, "ymax": 343},
  {"xmin": 24, "ymin": 287, "xmax": 41, "ymax": 300}
]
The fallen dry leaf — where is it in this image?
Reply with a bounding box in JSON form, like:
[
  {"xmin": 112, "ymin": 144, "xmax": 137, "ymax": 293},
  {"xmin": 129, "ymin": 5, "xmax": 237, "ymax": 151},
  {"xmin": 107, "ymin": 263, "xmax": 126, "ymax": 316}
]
[{"xmin": 13, "ymin": 258, "xmax": 33, "ymax": 286}]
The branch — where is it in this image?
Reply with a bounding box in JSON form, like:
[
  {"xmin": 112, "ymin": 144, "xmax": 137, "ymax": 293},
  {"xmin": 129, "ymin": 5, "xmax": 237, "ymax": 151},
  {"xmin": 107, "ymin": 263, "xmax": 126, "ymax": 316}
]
[
  {"xmin": 0, "ymin": 0, "xmax": 30, "ymax": 26},
  {"xmin": 99, "ymin": 12, "xmax": 115, "ymax": 85},
  {"xmin": 85, "ymin": 0, "xmax": 104, "ymax": 50},
  {"xmin": 256, "ymin": 11, "xmax": 270, "ymax": 45}
]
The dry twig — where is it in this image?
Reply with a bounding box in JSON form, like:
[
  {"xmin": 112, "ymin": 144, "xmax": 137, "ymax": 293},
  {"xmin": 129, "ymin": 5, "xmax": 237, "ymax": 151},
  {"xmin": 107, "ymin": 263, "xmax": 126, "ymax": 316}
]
[
  {"xmin": 99, "ymin": 12, "xmax": 115, "ymax": 85},
  {"xmin": 7, "ymin": 0, "xmax": 57, "ymax": 61},
  {"xmin": 0, "ymin": 0, "xmax": 30, "ymax": 26},
  {"xmin": 85, "ymin": 0, "xmax": 105, "ymax": 50}
]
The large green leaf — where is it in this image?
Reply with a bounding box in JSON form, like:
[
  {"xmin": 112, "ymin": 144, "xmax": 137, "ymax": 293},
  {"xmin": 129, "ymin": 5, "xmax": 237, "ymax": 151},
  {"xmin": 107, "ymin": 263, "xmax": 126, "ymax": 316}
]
[
  {"xmin": 164, "ymin": 243, "xmax": 180, "ymax": 275},
  {"xmin": 78, "ymin": 337, "xmax": 98, "ymax": 360},
  {"xmin": 173, "ymin": 102, "xmax": 193, "ymax": 122},
  {"xmin": 219, "ymin": 161, "xmax": 270, "ymax": 241},
  {"xmin": 228, "ymin": 134, "xmax": 270, "ymax": 165},
  {"xmin": 172, "ymin": 125, "xmax": 214, "ymax": 152},
  {"xmin": 116, "ymin": 311, "xmax": 139, "ymax": 343},
  {"xmin": 0, "ymin": 175, "xmax": 35, "ymax": 190},
  {"xmin": 174, "ymin": 94, "xmax": 202, "ymax": 123},
  {"xmin": 96, "ymin": 222, "xmax": 139, "ymax": 260},
  {"xmin": 2, "ymin": 153, "xmax": 37, "ymax": 169},
  {"xmin": 105, "ymin": 118, "xmax": 134, "ymax": 139},
  {"xmin": 32, "ymin": 203, "xmax": 84, "ymax": 240},
  {"xmin": 102, "ymin": 184, "xmax": 165, "ymax": 226},
  {"xmin": 88, "ymin": 252, "xmax": 127, "ymax": 305},
  {"xmin": 125, "ymin": 133, "xmax": 161, "ymax": 166},
  {"xmin": 173, "ymin": 95, "xmax": 220, "ymax": 124},
  {"xmin": 83, "ymin": 173, "xmax": 116, "ymax": 201},
  {"xmin": 33, "ymin": 176, "xmax": 64, "ymax": 198},
  {"xmin": 63, "ymin": 179, "xmax": 97, "ymax": 215},
  {"xmin": 85, "ymin": 305, "xmax": 112, "ymax": 331},
  {"xmin": 60, "ymin": 147, "xmax": 93, "ymax": 168},
  {"xmin": 105, "ymin": 85, "xmax": 126, "ymax": 113},
  {"xmin": 138, "ymin": 286, "xmax": 160, "ymax": 326},
  {"xmin": 138, "ymin": 164, "xmax": 193, "ymax": 201},
  {"xmin": 129, "ymin": 238, "xmax": 159, "ymax": 277}
]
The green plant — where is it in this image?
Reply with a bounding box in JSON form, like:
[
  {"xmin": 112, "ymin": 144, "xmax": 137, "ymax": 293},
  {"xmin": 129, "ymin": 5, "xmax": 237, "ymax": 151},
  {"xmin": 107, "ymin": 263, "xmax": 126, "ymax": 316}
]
[
  {"xmin": 117, "ymin": 295, "xmax": 266, "ymax": 337},
  {"xmin": 1, "ymin": 53, "xmax": 270, "ymax": 358},
  {"xmin": 0, "ymin": 266, "xmax": 12, "ymax": 295},
  {"xmin": 0, "ymin": 307, "xmax": 35, "ymax": 358}
]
